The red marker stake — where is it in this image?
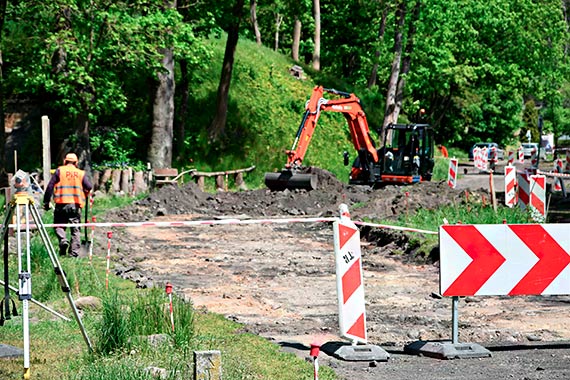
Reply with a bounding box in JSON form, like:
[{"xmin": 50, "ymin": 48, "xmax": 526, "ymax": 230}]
[
  {"xmin": 310, "ymin": 343, "xmax": 321, "ymax": 380},
  {"xmin": 105, "ymin": 231, "xmax": 112, "ymax": 290},
  {"xmin": 165, "ymin": 282, "xmax": 175, "ymax": 332}
]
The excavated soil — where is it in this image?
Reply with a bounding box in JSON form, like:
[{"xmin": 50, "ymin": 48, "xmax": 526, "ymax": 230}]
[{"xmin": 102, "ymin": 161, "xmax": 570, "ymax": 380}]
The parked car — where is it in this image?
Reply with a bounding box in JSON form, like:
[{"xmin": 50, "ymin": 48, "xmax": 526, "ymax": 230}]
[
  {"xmin": 521, "ymin": 142, "xmax": 546, "ymax": 159},
  {"xmin": 468, "ymin": 142, "xmax": 504, "ymax": 161}
]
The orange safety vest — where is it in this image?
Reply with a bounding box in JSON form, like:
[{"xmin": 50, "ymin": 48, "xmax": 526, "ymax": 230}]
[{"xmin": 54, "ymin": 165, "xmax": 86, "ymax": 207}]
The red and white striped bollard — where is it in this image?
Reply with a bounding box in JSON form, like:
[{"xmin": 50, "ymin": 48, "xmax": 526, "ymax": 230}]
[
  {"xmin": 447, "ymin": 158, "xmax": 458, "ymax": 189},
  {"xmin": 165, "ymin": 282, "xmax": 175, "ymax": 332},
  {"xmin": 105, "ymin": 231, "xmax": 112, "ymax": 290}
]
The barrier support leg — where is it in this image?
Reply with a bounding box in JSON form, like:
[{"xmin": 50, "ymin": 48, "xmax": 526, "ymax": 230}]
[
  {"xmin": 452, "ymin": 296, "xmax": 459, "ymax": 344},
  {"xmin": 404, "ymin": 296, "xmax": 491, "ymax": 360}
]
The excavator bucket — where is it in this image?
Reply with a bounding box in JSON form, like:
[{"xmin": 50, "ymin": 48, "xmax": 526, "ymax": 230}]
[{"xmin": 264, "ymin": 170, "xmax": 318, "ymax": 191}]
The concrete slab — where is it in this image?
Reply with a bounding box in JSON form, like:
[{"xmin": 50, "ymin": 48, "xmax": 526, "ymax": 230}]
[
  {"xmin": 404, "ymin": 340, "xmax": 492, "ymax": 360},
  {"xmin": 321, "ymin": 341, "xmax": 390, "ymax": 362},
  {"xmin": 0, "ymin": 344, "xmax": 23, "ymax": 359}
]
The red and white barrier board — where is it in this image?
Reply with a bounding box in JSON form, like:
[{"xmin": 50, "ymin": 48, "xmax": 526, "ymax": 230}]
[
  {"xmin": 333, "ymin": 206, "xmax": 367, "ymax": 344},
  {"xmin": 507, "ymin": 151, "xmax": 515, "ymax": 165},
  {"xmin": 480, "ymin": 147, "xmax": 488, "ymax": 170},
  {"xmin": 530, "ymin": 148, "xmax": 538, "ymax": 168},
  {"xmin": 517, "ymin": 171, "xmax": 530, "ymax": 211},
  {"xmin": 504, "ymin": 165, "xmax": 517, "ymax": 207},
  {"xmin": 447, "ymin": 158, "xmax": 458, "ymax": 189},
  {"xmin": 554, "ymin": 159, "xmax": 563, "ymax": 192},
  {"xmin": 529, "ymin": 174, "xmax": 546, "ymax": 220},
  {"xmin": 473, "ymin": 147, "xmax": 481, "ymax": 169},
  {"xmin": 440, "ymin": 224, "xmax": 570, "ymax": 296},
  {"xmin": 518, "ymin": 148, "xmax": 524, "ymax": 164}
]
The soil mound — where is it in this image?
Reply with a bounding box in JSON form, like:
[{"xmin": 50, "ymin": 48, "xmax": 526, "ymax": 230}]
[{"xmin": 108, "ymin": 168, "xmax": 484, "ymax": 223}]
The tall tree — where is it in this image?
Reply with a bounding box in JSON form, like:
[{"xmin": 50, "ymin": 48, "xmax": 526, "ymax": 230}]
[
  {"xmin": 392, "ymin": 1, "xmax": 420, "ymax": 122},
  {"xmin": 368, "ymin": 5, "xmax": 390, "ymax": 88},
  {"xmin": 208, "ymin": 0, "xmax": 246, "ymax": 141},
  {"xmin": 312, "ymin": 0, "xmax": 320, "ymax": 70},
  {"xmin": 286, "ymin": 0, "xmax": 311, "ymax": 62},
  {"xmin": 291, "ymin": 15, "xmax": 301, "ymax": 61},
  {"xmin": 0, "ymin": 0, "xmax": 7, "ymax": 185},
  {"xmin": 148, "ymin": 0, "xmax": 177, "ymax": 169},
  {"xmin": 274, "ymin": 12, "xmax": 283, "ymax": 51},
  {"xmin": 382, "ymin": 1, "xmax": 405, "ymax": 133},
  {"xmin": 250, "ymin": 0, "xmax": 262, "ymax": 45}
]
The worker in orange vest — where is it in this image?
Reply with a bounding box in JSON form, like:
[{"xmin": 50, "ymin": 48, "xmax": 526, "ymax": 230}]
[
  {"xmin": 43, "ymin": 153, "xmax": 92, "ymax": 257},
  {"xmin": 437, "ymin": 144, "xmax": 449, "ymax": 158}
]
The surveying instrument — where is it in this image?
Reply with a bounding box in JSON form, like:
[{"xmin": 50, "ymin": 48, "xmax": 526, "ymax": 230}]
[{"xmin": 1, "ymin": 170, "xmax": 92, "ymax": 379}]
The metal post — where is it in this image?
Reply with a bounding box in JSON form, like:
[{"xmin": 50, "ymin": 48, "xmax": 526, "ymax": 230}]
[
  {"xmin": 451, "ymin": 296, "xmax": 459, "ymax": 344},
  {"xmin": 16, "ymin": 201, "xmax": 31, "ymax": 379}
]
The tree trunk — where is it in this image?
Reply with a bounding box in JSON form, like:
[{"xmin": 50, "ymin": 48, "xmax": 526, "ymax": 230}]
[
  {"xmin": 382, "ymin": 1, "xmax": 405, "ymax": 136},
  {"xmin": 148, "ymin": 0, "xmax": 177, "ymax": 168},
  {"xmin": 175, "ymin": 59, "xmax": 189, "ymax": 162},
  {"xmin": 0, "ymin": 0, "xmax": 7, "ymax": 186},
  {"xmin": 312, "ymin": 0, "xmax": 321, "ymax": 71},
  {"xmin": 148, "ymin": 45, "xmax": 175, "ymax": 168},
  {"xmin": 250, "ymin": 0, "xmax": 261, "ymax": 45},
  {"xmin": 208, "ymin": 0, "xmax": 245, "ymax": 142},
  {"xmin": 394, "ymin": 1, "xmax": 420, "ymax": 121},
  {"xmin": 291, "ymin": 16, "xmax": 301, "ymax": 62},
  {"xmin": 367, "ymin": 7, "xmax": 389, "ymax": 89},
  {"xmin": 274, "ymin": 13, "xmax": 283, "ymax": 51}
]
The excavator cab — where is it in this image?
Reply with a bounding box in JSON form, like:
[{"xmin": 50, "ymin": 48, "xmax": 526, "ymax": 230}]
[{"xmin": 377, "ymin": 123, "xmax": 434, "ymax": 184}]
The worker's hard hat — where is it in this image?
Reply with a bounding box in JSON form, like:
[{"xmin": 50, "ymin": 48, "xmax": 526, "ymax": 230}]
[{"xmin": 64, "ymin": 153, "xmax": 78, "ymax": 164}]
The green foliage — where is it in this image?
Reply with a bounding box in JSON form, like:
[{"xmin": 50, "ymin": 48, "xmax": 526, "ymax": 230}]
[
  {"xmin": 431, "ymin": 157, "xmax": 449, "ymax": 181},
  {"xmin": 95, "ymin": 287, "xmax": 195, "ymax": 355},
  {"xmin": 71, "ymin": 357, "xmax": 156, "ymax": 380},
  {"xmin": 96, "ymin": 291, "xmax": 131, "ymax": 355},
  {"xmin": 90, "ymin": 126, "xmax": 145, "ymax": 170},
  {"xmin": 411, "ymin": 0, "xmax": 568, "ymax": 149},
  {"xmin": 405, "ymin": 197, "xmax": 532, "ymax": 232}
]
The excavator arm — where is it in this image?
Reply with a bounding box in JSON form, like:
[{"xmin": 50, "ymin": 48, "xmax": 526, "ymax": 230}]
[
  {"xmin": 285, "ymin": 86, "xmax": 378, "ymax": 169},
  {"xmin": 265, "ymin": 86, "xmax": 379, "ymax": 191}
]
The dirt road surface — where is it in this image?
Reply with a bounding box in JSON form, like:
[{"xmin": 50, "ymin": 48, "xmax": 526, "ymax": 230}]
[{"xmin": 105, "ymin": 160, "xmax": 570, "ymax": 380}]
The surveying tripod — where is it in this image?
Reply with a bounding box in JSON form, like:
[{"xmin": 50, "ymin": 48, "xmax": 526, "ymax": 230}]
[{"xmin": 1, "ymin": 180, "xmax": 92, "ymax": 379}]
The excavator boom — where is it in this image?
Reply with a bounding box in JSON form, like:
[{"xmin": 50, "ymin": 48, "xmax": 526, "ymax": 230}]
[{"xmin": 265, "ymin": 86, "xmax": 378, "ymax": 191}]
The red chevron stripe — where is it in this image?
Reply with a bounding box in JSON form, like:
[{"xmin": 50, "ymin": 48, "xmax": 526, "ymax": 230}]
[
  {"xmin": 346, "ymin": 313, "xmax": 365, "ymax": 339},
  {"xmin": 338, "ymin": 224, "xmax": 357, "ymax": 250},
  {"xmin": 342, "ymin": 258, "xmax": 362, "ymax": 303},
  {"xmin": 518, "ymin": 187, "xmax": 529, "ymax": 205},
  {"xmin": 508, "ymin": 225, "xmax": 570, "ymax": 295},
  {"xmin": 530, "ymin": 177, "xmax": 545, "ymax": 214},
  {"xmin": 442, "ymin": 225, "xmax": 506, "ymax": 296}
]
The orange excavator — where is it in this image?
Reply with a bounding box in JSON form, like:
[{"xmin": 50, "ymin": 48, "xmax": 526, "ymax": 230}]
[{"xmin": 264, "ymin": 86, "xmax": 434, "ymax": 191}]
